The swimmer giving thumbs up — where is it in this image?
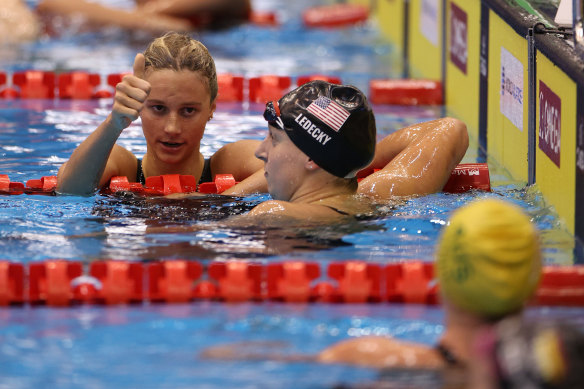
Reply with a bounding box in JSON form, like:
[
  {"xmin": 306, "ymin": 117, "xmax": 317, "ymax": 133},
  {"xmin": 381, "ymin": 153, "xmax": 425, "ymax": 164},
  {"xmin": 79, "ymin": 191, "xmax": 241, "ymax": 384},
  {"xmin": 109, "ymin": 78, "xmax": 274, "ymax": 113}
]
[
  {"xmin": 56, "ymin": 53, "xmax": 153, "ymax": 195},
  {"xmin": 109, "ymin": 53, "xmax": 152, "ymax": 132}
]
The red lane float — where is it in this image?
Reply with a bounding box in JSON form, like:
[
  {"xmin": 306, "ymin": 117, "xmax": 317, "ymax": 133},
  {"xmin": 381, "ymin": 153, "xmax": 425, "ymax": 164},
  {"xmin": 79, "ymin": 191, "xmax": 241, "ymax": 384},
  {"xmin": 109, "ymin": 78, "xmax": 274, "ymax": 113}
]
[
  {"xmin": 2, "ymin": 163, "xmax": 487, "ymax": 197},
  {"xmin": 13, "ymin": 71, "xmax": 56, "ymax": 99},
  {"xmin": 248, "ymin": 75, "xmax": 292, "ymax": 103},
  {"xmin": 328, "ymin": 261, "xmax": 382, "ymax": 303},
  {"xmin": 386, "ymin": 262, "xmax": 437, "ymax": 304},
  {"xmin": 198, "ymin": 174, "xmax": 237, "ymax": 194},
  {"xmin": 208, "ymin": 261, "xmax": 263, "ymax": 302},
  {"xmin": 107, "ymin": 174, "xmax": 198, "ymax": 196},
  {"xmin": 369, "ymin": 79, "xmax": 443, "ymax": 106},
  {"xmin": 0, "ymin": 175, "xmax": 25, "ymax": 195},
  {"xmin": 25, "ymin": 176, "xmax": 57, "ymax": 195},
  {"xmin": 145, "ymin": 174, "xmax": 198, "ymax": 196},
  {"xmin": 0, "ymin": 71, "xmax": 451, "ymax": 106},
  {"xmin": 29, "ymin": 260, "xmax": 83, "ymax": 306},
  {"xmin": 58, "ymin": 72, "xmax": 102, "ymax": 99},
  {"xmin": 107, "ymin": 173, "xmax": 238, "ymax": 196},
  {"xmin": 2, "ymin": 260, "xmax": 584, "ymax": 306},
  {"xmin": 108, "ymin": 176, "xmax": 144, "ymax": 193},
  {"xmin": 358, "ymin": 163, "xmax": 491, "ymax": 193},
  {"xmin": 0, "ymin": 262, "xmax": 25, "ymax": 305},
  {"xmin": 0, "ymin": 71, "xmax": 19, "ymax": 98},
  {"xmin": 535, "ymin": 266, "xmax": 584, "ymax": 306},
  {"xmin": 267, "ymin": 261, "xmax": 320, "ymax": 302},
  {"xmin": 0, "ymin": 72, "xmax": 7, "ymax": 98},
  {"xmin": 249, "ymin": 11, "xmax": 279, "ymax": 27},
  {"xmin": 90, "ymin": 261, "xmax": 143, "ymax": 305},
  {"xmin": 217, "ymin": 73, "xmax": 244, "ymax": 102},
  {"xmin": 297, "ymin": 75, "xmax": 342, "ymax": 86},
  {"xmin": 149, "ymin": 260, "xmax": 203, "ymax": 303},
  {"xmin": 106, "ymin": 73, "xmax": 130, "ymax": 90},
  {"xmin": 303, "ymin": 4, "xmax": 369, "ymax": 28}
]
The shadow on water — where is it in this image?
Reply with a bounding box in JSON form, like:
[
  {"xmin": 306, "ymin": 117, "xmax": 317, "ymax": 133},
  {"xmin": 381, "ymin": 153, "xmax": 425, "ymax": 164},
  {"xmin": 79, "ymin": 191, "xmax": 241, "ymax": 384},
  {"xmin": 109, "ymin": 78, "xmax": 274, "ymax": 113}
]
[{"xmin": 84, "ymin": 192, "xmax": 389, "ymax": 261}]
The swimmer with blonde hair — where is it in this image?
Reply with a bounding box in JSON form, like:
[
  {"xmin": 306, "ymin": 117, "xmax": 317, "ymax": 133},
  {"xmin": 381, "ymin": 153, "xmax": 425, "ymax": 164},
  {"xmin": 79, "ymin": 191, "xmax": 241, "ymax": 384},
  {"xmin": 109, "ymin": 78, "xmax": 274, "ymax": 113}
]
[
  {"xmin": 57, "ymin": 32, "xmax": 263, "ymax": 195},
  {"xmin": 316, "ymin": 198, "xmax": 542, "ymax": 368}
]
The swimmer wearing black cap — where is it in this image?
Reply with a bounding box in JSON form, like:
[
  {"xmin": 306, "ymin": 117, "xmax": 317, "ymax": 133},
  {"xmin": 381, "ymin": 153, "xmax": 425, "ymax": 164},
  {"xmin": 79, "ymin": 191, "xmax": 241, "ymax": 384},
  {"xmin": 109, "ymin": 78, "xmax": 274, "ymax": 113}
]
[
  {"xmin": 234, "ymin": 80, "xmax": 469, "ymax": 219},
  {"xmin": 244, "ymin": 80, "xmax": 377, "ymax": 219}
]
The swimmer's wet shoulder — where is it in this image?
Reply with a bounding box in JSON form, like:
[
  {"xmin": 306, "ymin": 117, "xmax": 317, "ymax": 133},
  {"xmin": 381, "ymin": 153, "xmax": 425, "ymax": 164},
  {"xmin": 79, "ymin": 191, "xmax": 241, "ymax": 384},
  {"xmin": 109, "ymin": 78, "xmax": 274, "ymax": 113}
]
[
  {"xmin": 245, "ymin": 194, "xmax": 375, "ymax": 221},
  {"xmin": 246, "ymin": 199, "xmax": 347, "ymax": 220}
]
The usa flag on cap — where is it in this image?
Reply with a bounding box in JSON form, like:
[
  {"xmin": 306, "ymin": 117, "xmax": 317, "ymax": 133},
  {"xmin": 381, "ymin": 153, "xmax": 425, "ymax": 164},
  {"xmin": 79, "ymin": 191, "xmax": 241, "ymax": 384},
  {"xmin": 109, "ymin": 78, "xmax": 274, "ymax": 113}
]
[{"xmin": 306, "ymin": 96, "xmax": 350, "ymax": 132}]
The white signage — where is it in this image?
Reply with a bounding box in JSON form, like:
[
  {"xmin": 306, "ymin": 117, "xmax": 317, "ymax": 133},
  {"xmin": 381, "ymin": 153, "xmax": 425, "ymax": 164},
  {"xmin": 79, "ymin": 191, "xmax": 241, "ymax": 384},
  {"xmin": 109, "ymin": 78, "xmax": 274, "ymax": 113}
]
[
  {"xmin": 500, "ymin": 47, "xmax": 524, "ymax": 131},
  {"xmin": 420, "ymin": 0, "xmax": 439, "ymax": 47}
]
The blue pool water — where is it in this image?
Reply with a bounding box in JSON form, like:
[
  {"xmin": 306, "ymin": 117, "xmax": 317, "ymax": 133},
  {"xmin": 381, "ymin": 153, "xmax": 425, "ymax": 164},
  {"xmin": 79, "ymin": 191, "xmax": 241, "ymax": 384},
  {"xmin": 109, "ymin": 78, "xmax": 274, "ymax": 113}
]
[{"xmin": 1, "ymin": 0, "xmax": 583, "ymax": 388}]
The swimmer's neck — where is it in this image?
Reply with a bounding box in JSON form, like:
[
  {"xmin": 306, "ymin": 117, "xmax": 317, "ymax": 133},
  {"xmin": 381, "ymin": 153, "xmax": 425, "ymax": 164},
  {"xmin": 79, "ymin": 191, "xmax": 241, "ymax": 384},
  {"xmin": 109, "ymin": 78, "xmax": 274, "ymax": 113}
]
[
  {"xmin": 143, "ymin": 151, "xmax": 205, "ymax": 180},
  {"xmin": 439, "ymin": 303, "xmax": 493, "ymax": 365},
  {"xmin": 289, "ymin": 185, "xmax": 355, "ymax": 205}
]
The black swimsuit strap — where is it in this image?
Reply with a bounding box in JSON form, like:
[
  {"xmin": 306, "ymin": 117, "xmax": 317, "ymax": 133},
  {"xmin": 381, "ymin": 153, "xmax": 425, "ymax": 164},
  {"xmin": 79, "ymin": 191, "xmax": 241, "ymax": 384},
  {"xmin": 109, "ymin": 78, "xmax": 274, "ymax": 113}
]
[
  {"xmin": 135, "ymin": 157, "xmax": 212, "ymax": 186},
  {"xmin": 136, "ymin": 158, "xmax": 145, "ymax": 185},
  {"xmin": 322, "ymin": 205, "xmax": 351, "ymax": 216},
  {"xmin": 199, "ymin": 157, "xmax": 212, "ymax": 184},
  {"xmin": 435, "ymin": 344, "xmax": 462, "ymax": 367}
]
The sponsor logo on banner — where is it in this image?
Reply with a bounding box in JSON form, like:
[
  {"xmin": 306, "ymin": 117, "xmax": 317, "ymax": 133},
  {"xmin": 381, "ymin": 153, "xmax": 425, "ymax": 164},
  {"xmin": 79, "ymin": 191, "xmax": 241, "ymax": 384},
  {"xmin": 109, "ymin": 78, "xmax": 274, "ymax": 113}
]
[
  {"xmin": 420, "ymin": 0, "xmax": 439, "ymax": 47},
  {"xmin": 539, "ymin": 81, "xmax": 561, "ymax": 168},
  {"xmin": 450, "ymin": 3, "xmax": 468, "ymax": 74},
  {"xmin": 500, "ymin": 47, "xmax": 524, "ymax": 131}
]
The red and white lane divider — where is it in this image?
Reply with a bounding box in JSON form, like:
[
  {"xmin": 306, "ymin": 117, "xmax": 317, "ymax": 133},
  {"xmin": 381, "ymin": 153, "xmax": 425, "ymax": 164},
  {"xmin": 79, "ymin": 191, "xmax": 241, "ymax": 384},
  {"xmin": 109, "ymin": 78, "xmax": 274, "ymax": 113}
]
[
  {"xmin": 0, "ymin": 70, "xmax": 444, "ymax": 106},
  {"xmin": 302, "ymin": 4, "xmax": 369, "ymax": 28},
  {"xmin": 0, "ymin": 163, "xmax": 491, "ymax": 197},
  {"xmin": 1, "ymin": 259, "xmax": 582, "ymax": 307}
]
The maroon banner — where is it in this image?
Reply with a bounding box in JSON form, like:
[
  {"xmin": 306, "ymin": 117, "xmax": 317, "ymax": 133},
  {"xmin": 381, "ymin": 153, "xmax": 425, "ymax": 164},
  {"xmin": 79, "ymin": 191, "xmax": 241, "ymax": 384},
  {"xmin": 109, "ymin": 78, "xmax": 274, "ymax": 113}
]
[
  {"xmin": 538, "ymin": 81, "xmax": 561, "ymax": 168},
  {"xmin": 450, "ymin": 2, "xmax": 468, "ymax": 75}
]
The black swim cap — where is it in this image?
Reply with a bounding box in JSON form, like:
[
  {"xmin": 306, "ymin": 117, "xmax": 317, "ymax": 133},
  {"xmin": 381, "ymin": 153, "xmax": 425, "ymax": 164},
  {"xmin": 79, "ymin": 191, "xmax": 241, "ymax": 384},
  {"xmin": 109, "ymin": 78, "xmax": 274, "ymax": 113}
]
[{"xmin": 263, "ymin": 80, "xmax": 376, "ymax": 178}]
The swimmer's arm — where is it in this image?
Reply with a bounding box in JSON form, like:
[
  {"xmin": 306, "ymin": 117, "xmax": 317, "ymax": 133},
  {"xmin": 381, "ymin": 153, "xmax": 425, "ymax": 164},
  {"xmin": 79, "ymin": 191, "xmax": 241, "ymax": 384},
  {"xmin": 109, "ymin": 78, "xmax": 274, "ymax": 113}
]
[
  {"xmin": 201, "ymin": 336, "xmax": 444, "ymax": 369},
  {"xmin": 57, "ymin": 136, "xmax": 135, "ymax": 195},
  {"xmin": 211, "ymin": 140, "xmax": 264, "ymax": 183},
  {"xmin": 222, "ymin": 168, "xmax": 267, "ymax": 196},
  {"xmin": 317, "ymin": 336, "xmax": 445, "ymax": 369},
  {"xmin": 138, "ymin": 0, "xmax": 249, "ymax": 17},
  {"xmin": 357, "ymin": 117, "xmax": 468, "ymax": 199},
  {"xmin": 57, "ymin": 54, "xmax": 150, "ymax": 195},
  {"xmin": 200, "ymin": 341, "xmax": 315, "ymax": 363},
  {"xmin": 37, "ymin": 0, "xmax": 192, "ymax": 33}
]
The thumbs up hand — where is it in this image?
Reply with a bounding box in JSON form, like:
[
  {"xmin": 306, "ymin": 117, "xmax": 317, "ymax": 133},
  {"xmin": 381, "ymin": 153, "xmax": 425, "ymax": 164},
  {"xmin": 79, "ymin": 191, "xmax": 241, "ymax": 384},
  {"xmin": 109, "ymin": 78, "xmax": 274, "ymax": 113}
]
[{"xmin": 109, "ymin": 53, "xmax": 152, "ymax": 132}]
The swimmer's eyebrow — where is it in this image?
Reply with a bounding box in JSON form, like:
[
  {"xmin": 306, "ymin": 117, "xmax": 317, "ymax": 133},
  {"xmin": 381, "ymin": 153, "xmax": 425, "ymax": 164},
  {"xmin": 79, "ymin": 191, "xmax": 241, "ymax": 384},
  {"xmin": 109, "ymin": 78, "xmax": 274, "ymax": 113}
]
[{"xmin": 146, "ymin": 99, "xmax": 205, "ymax": 106}]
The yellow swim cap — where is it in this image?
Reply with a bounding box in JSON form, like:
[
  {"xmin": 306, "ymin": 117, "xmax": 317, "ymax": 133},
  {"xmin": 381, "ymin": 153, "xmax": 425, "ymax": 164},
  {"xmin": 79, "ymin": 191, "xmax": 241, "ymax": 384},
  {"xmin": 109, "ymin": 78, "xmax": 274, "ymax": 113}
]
[{"xmin": 436, "ymin": 198, "xmax": 541, "ymax": 318}]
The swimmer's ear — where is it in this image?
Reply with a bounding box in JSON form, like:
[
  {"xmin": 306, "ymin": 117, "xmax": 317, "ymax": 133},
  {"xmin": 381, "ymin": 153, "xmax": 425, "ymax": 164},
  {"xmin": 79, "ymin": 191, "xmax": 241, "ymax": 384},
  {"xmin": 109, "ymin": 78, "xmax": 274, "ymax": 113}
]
[
  {"xmin": 210, "ymin": 100, "xmax": 217, "ymax": 119},
  {"xmin": 133, "ymin": 53, "xmax": 146, "ymax": 80},
  {"xmin": 305, "ymin": 159, "xmax": 320, "ymax": 171}
]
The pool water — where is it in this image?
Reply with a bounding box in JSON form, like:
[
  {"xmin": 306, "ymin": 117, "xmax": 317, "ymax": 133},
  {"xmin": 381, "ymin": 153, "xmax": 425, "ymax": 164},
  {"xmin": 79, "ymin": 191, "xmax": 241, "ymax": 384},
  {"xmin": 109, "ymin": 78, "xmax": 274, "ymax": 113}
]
[{"xmin": 1, "ymin": 0, "xmax": 583, "ymax": 388}]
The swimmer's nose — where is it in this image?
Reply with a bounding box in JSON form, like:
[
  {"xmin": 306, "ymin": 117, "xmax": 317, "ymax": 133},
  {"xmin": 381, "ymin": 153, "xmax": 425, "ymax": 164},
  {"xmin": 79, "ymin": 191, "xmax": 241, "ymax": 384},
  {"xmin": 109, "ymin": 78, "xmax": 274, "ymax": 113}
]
[
  {"xmin": 164, "ymin": 113, "xmax": 180, "ymax": 134},
  {"xmin": 255, "ymin": 136, "xmax": 268, "ymax": 162}
]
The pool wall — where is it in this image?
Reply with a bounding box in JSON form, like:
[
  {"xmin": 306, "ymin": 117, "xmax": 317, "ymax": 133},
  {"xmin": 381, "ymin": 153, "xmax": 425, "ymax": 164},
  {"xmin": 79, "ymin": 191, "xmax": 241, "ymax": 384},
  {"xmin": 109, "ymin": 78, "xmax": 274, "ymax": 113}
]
[{"xmin": 362, "ymin": 0, "xmax": 584, "ymax": 244}]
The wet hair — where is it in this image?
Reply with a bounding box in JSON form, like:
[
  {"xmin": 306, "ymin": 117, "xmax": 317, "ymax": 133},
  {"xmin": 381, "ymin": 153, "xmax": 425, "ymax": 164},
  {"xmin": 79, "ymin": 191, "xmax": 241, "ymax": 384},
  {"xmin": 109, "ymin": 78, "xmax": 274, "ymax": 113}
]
[{"xmin": 143, "ymin": 32, "xmax": 218, "ymax": 103}]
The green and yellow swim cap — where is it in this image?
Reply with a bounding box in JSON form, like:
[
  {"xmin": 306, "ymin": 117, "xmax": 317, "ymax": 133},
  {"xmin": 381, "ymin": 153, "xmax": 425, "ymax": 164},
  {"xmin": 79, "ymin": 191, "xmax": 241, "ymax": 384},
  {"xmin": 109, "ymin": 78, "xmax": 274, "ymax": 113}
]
[{"xmin": 436, "ymin": 199, "xmax": 542, "ymax": 318}]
